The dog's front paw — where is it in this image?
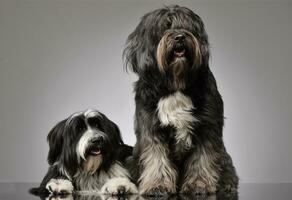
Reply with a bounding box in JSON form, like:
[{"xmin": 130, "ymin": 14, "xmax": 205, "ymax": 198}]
[
  {"xmin": 101, "ymin": 177, "xmax": 138, "ymax": 195},
  {"xmin": 45, "ymin": 179, "xmax": 74, "ymax": 195},
  {"xmin": 218, "ymin": 184, "xmax": 238, "ymax": 194},
  {"xmin": 181, "ymin": 180, "xmax": 216, "ymax": 196},
  {"xmin": 142, "ymin": 186, "xmax": 174, "ymax": 197}
]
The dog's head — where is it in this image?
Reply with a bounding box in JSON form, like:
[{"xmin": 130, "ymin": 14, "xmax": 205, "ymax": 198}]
[
  {"xmin": 47, "ymin": 109, "xmax": 123, "ymax": 177},
  {"xmin": 124, "ymin": 5, "xmax": 209, "ymax": 89}
]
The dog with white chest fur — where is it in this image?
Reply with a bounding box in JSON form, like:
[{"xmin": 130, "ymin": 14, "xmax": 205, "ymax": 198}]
[
  {"xmin": 30, "ymin": 109, "xmax": 137, "ymax": 196},
  {"xmin": 123, "ymin": 5, "xmax": 238, "ymax": 196}
]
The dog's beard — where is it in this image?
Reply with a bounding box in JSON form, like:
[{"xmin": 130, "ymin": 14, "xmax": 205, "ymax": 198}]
[
  {"xmin": 169, "ymin": 57, "xmax": 189, "ymax": 90},
  {"xmin": 83, "ymin": 155, "xmax": 103, "ymax": 174},
  {"xmin": 157, "ymin": 30, "xmax": 202, "ymax": 90},
  {"xmin": 76, "ymin": 130, "xmax": 105, "ymax": 160},
  {"xmin": 76, "ymin": 129, "xmax": 106, "ymax": 174}
]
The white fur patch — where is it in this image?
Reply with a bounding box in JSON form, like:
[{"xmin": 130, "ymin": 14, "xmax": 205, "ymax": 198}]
[
  {"xmin": 66, "ymin": 111, "xmax": 83, "ymax": 125},
  {"xmin": 84, "ymin": 109, "xmax": 101, "ymax": 118},
  {"xmin": 157, "ymin": 91, "xmax": 198, "ymax": 150},
  {"xmin": 100, "ymin": 177, "xmax": 138, "ymax": 195},
  {"xmin": 76, "ymin": 129, "xmax": 106, "ymax": 162},
  {"xmin": 66, "ymin": 109, "xmax": 101, "ymax": 126},
  {"xmin": 46, "ymin": 178, "xmax": 74, "ymax": 194}
]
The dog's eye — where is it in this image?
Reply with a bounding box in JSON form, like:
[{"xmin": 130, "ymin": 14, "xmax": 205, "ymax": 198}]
[
  {"xmin": 166, "ymin": 20, "xmax": 172, "ymax": 28},
  {"xmin": 88, "ymin": 117, "xmax": 104, "ymax": 131},
  {"xmin": 76, "ymin": 125, "xmax": 84, "ymax": 132}
]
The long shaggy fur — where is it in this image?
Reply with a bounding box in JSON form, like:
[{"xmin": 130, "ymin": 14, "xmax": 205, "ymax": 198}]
[
  {"xmin": 123, "ymin": 5, "xmax": 238, "ymax": 196},
  {"xmin": 30, "ymin": 109, "xmax": 137, "ymax": 196}
]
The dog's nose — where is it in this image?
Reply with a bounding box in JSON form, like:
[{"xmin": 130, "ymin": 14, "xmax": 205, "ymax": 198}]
[
  {"xmin": 91, "ymin": 137, "xmax": 103, "ymax": 144},
  {"xmin": 174, "ymin": 34, "xmax": 185, "ymax": 42}
]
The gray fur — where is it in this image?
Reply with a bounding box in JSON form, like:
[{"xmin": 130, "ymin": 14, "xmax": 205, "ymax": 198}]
[
  {"xmin": 138, "ymin": 136, "xmax": 177, "ymax": 194},
  {"xmin": 124, "ymin": 5, "xmax": 239, "ymax": 196},
  {"xmin": 181, "ymin": 144, "xmax": 220, "ymax": 194},
  {"xmin": 74, "ymin": 162, "xmax": 130, "ymax": 192}
]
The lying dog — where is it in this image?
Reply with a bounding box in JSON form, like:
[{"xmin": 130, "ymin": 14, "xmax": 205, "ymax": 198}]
[{"xmin": 30, "ymin": 109, "xmax": 137, "ymax": 196}]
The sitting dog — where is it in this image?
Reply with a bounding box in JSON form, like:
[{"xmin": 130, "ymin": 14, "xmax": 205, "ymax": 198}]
[
  {"xmin": 123, "ymin": 5, "xmax": 238, "ymax": 196},
  {"xmin": 30, "ymin": 109, "xmax": 137, "ymax": 196}
]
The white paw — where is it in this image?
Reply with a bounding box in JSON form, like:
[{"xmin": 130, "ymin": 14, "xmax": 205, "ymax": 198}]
[
  {"xmin": 46, "ymin": 178, "xmax": 74, "ymax": 195},
  {"xmin": 101, "ymin": 177, "xmax": 138, "ymax": 195},
  {"xmin": 45, "ymin": 194, "xmax": 73, "ymax": 200}
]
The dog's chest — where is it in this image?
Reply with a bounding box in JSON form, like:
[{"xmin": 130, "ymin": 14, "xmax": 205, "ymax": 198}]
[
  {"xmin": 157, "ymin": 91, "xmax": 198, "ymax": 152},
  {"xmin": 73, "ymin": 162, "xmax": 129, "ymax": 192},
  {"xmin": 74, "ymin": 172, "xmax": 105, "ymax": 191}
]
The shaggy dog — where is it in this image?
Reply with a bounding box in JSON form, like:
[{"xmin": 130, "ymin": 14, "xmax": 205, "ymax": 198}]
[
  {"xmin": 30, "ymin": 109, "xmax": 137, "ymax": 196},
  {"xmin": 123, "ymin": 5, "xmax": 238, "ymax": 196}
]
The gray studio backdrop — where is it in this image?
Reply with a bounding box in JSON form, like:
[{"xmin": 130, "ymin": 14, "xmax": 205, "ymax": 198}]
[{"xmin": 0, "ymin": 0, "xmax": 291, "ymax": 183}]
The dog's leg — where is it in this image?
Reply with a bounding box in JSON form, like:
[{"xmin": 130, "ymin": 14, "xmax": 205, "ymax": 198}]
[
  {"xmin": 138, "ymin": 137, "xmax": 177, "ymax": 196},
  {"xmin": 30, "ymin": 164, "xmax": 73, "ymax": 196},
  {"xmin": 181, "ymin": 143, "xmax": 220, "ymax": 195},
  {"xmin": 100, "ymin": 162, "xmax": 138, "ymax": 195},
  {"xmin": 217, "ymin": 152, "xmax": 239, "ymax": 194}
]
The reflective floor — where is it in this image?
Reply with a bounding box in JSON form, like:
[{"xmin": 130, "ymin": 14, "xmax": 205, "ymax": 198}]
[{"xmin": 0, "ymin": 183, "xmax": 291, "ymax": 200}]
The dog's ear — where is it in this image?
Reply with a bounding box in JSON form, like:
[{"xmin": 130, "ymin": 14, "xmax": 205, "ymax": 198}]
[
  {"xmin": 47, "ymin": 119, "xmax": 66, "ymax": 165},
  {"xmin": 123, "ymin": 14, "xmax": 158, "ymax": 74},
  {"xmin": 110, "ymin": 121, "xmax": 124, "ymax": 146},
  {"xmin": 102, "ymin": 115, "xmax": 124, "ymax": 146},
  {"xmin": 60, "ymin": 135, "xmax": 79, "ymax": 177},
  {"xmin": 123, "ymin": 26, "xmax": 143, "ymax": 74},
  {"xmin": 117, "ymin": 144, "xmax": 133, "ymax": 164}
]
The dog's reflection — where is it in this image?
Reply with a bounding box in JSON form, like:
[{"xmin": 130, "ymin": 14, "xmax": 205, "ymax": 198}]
[
  {"xmin": 43, "ymin": 192, "xmax": 237, "ymax": 200},
  {"xmin": 45, "ymin": 194, "xmax": 74, "ymax": 200},
  {"xmin": 139, "ymin": 193, "xmax": 238, "ymax": 200},
  {"xmin": 45, "ymin": 194, "xmax": 139, "ymax": 200}
]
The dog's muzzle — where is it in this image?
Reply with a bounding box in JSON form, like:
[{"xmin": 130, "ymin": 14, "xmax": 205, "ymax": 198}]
[
  {"xmin": 157, "ymin": 29, "xmax": 201, "ymax": 72},
  {"xmin": 86, "ymin": 137, "xmax": 104, "ymax": 156},
  {"xmin": 173, "ymin": 34, "xmax": 186, "ymax": 57},
  {"xmin": 76, "ymin": 130, "xmax": 107, "ymax": 161}
]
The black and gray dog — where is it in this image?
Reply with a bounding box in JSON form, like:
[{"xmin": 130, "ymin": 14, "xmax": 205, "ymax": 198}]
[
  {"xmin": 123, "ymin": 5, "xmax": 238, "ymax": 196},
  {"xmin": 30, "ymin": 109, "xmax": 137, "ymax": 196}
]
